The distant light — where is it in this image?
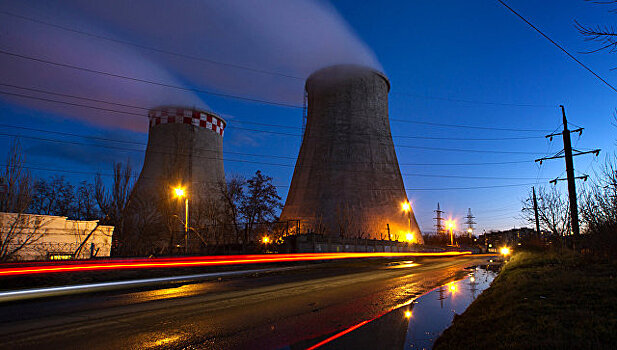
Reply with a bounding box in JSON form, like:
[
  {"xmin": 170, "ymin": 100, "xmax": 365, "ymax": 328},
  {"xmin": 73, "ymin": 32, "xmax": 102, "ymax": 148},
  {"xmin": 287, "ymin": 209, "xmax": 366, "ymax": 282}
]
[
  {"xmin": 446, "ymin": 220, "xmax": 455, "ymax": 230},
  {"xmin": 262, "ymin": 236, "xmax": 270, "ymax": 244},
  {"xmin": 402, "ymin": 201, "xmax": 411, "ymax": 212},
  {"xmin": 470, "ymin": 276, "xmax": 475, "ymax": 283},
  {"xmin": 173, "ymin": 187, "xmax": 185, "ymax": 197},
  {"xmin": 467, "ymin": 228, "xmax": 473, "ymax": 233},
  {"xmin": 449, "ymin": 284, "xmax": 457, "ymax": 292},
  {"xmin": 405, "ymin": 232, "xmax": 414, "ymax": 242},
  {"xmin": 488, "ymin": 244, "xmax": 492, "ymax": 248},
  {"xmin": 404, "ymin": 310, "xmax": 412, "ymax": 318},
  {"xmin": 500, "ymin": 247, "xmax": 511, "ymax": 256}
]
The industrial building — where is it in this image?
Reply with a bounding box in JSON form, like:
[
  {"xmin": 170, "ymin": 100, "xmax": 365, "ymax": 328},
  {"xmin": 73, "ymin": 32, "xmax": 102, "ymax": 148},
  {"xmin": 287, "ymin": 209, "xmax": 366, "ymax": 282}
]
[
  {"xmin": 280, "ymin": 65, "xmax": 421, "ymax": 242},
  {"xmin": 0, "ymin": 212, "xmax": 113, "ymax": 261}
]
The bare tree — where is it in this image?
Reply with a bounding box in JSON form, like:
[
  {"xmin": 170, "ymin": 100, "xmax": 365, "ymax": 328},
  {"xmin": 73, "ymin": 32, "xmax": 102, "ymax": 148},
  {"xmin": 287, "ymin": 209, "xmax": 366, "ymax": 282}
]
[
  {"xmin": 75, "ymin": 181, "xmax": 100, "ymax": 220},
  {"xmin": 219, "ymin": 176, "xmax": 245, "ymax": 244},
  {"xmin": 95, "ymin": 161, "xmax": 134, "ymax": 254},
  {"xmin": 0, "ymin": 141, "xmax": 47, "ymax": 261},
  {"xmin": 576, "ymin": 0, "xmax": 617, "ymax": 55},
  {"xmin": 239, "ymin": 171, "xmax": 282, "ymax": 246},
  {"xmin": 521, "ymin": 186, "xmax": 571, "ymax": 237},
  {"xmin": 580, "ymin": 156, "xmax": 617, "ymax": 238},
  {"xmin": 30, "ymin": 175, "xmax": 76, "ymax": 217}
]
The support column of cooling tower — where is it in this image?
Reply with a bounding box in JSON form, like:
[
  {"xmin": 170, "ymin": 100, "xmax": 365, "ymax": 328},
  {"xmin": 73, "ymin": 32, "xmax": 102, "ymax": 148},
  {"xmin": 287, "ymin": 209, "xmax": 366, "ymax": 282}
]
[
  {"xmin": 117, "ymin": 106, "xmax": 226, "ymax": 256},
  {"xmin": 280, "ymin": 65, "xmax": 421, "ymax": 242}
]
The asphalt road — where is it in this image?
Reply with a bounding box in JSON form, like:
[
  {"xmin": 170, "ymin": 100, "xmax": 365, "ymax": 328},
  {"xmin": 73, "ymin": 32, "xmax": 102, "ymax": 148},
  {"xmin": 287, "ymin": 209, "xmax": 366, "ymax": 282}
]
[{"xmin": 0, "ymin": 255, "xmax": 493, "ymax": 350}]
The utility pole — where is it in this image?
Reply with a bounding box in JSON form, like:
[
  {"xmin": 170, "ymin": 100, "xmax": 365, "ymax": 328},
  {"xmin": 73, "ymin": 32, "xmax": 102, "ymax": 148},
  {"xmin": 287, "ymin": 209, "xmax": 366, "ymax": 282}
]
[
  {"xmin": 465, "ymin": 208, "xmax": 476, "ymax": 238},
  {"xmin": 434, "ymin": 203, "xmax": 444, "ymax": 235},
  {"xmin": 535, "ymin": 105, "xmax": 600, "ymax": 238},
  {"xmin": 561, "ymin": 106, "xmax": 580, "ymax": 237},
  {"xmin": 532, "ymin": 186, "xmax": 541, "ymax": 238}
]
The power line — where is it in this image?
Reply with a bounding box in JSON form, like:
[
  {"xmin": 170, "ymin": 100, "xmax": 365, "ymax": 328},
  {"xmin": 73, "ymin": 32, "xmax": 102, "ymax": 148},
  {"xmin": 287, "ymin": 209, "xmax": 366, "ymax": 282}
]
[
  {"xmin": 3, "ymin": 162, "xmax": 539, "ymax": 192},
  {"xmin": 0, "ymin": 124, "xmax": 535, "ymax": 166},
  {"xmin": 496, "ymin": 0, "xmax": 617, "ymax": 94},
  {"xmin": 389, "ymin": 118, "xmax": 551, "ymax": 132},
  {"xmin": 391, "ymin": 90, "xmax": 556, "ymax": 108},
  {"xmin": 1, "ymin": 10, "xmax": 562, "ymax": 109},
  {"xmin": 0, "ymin": 10, "xmax": 305, "ymax": 81},
  {"xmin": 0, "ymin": 131, "xmax": 547, "ymax": 180},
  {"xmin": 0, "ymin": 82, "xmax": 548, "ymax": 138},
  {"xmin": 0, "ymin": 92, "xmax": 547, "ymax": 155},
  {"xmin": 0, "ymin": 49, "xmax": 303, "ymax": 109}
]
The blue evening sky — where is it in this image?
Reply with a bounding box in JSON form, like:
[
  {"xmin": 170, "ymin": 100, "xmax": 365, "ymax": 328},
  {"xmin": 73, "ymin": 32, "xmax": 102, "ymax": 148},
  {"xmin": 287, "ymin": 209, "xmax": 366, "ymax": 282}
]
[{"xmin": 0, "ymin": 0, "xmax": 615, "ymax": 233}]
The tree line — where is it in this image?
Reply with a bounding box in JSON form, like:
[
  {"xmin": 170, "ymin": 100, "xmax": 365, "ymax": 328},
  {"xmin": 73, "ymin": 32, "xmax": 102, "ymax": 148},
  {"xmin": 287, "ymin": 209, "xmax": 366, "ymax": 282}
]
[{"xmin": 0, "ymin": 140, "xmax": 283, "ymax": 259}]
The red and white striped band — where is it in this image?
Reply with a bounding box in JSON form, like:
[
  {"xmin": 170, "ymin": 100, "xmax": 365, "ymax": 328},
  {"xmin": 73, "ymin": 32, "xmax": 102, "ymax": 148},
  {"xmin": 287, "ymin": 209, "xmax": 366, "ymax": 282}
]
[{"xmin": 148, "ymin": 107, "xmax": 225, "ymax": 136}]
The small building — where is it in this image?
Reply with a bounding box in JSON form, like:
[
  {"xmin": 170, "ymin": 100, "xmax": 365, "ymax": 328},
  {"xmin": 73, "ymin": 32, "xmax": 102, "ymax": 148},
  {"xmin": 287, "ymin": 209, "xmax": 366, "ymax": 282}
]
[{"xmin": 0, "ymin": 212, "xmax": 114, "ymax": 261}]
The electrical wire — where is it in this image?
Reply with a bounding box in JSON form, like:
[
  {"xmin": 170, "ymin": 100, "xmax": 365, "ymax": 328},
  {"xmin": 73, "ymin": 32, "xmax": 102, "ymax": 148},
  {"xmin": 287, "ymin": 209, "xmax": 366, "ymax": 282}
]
[
  {"xmin": 2, "ymin": 162, "xmax": 540, "ymax": 191},
  {"xmin": 497, "ymin": 0, "xmax": 617, "ymax": 94},
  {"xmin": 0, "ymin": 49, "xmax": 303, "ymax": 109},
  {"xmin": 0, "ymin": 131, "xmax": 547, "ymax": 180},
  {"xmin": 0, "ymin": 10, "xmax": 562, "ymax": 109},
  {"xmin": 0, "ymin": 82, "xmax": 549, "ymax": 137}
]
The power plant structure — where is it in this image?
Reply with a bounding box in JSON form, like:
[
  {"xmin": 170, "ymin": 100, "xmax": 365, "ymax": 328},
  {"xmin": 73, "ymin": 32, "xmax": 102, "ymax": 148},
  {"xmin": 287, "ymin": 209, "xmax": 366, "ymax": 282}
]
[
  {"xmin": 118, "ymin": 106, "xmax": 227, "ymax": 255},
  {"xmin": 280, "ymin": 65, "xmax": 422, "ymax": 242}
]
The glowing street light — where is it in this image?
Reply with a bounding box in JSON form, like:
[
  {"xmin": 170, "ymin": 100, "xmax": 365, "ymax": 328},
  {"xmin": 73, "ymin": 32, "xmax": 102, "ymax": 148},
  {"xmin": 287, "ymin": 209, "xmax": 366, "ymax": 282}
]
[
  {"xmin": 404, "ymin": 310, "xmax": 412, "ymax": 318},
  {"xmin": 173, "ymin": 186, "xmax": 189, "ymax": 254},
  {"xmin": 405, "ymin": 232, "xmax": 414, "ymax": 242},
  {"xmin": 262, "ymin": 236, "xmax": 270, "ymax": 244},
  {"xmin": 401, "ymin": 201, "xmax": 413, "ymax": 243},
  {"xmin": 401, "ymin": 201, "xmax": 411, "ymax": 212},
  {"xmin": 446, "ymin": 220, "xmax": 455, "ymax": 246},
  {"xmin": 500, "ymin": 246, "xmax": 511, "ymax": 256}
]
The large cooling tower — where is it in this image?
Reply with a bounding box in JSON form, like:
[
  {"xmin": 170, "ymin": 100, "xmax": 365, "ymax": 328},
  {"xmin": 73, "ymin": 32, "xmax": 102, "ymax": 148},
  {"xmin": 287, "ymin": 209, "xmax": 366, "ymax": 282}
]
[
  {"xmin": 119, "ymin": 106, "xmax": 226, "ymax": 254},
  {"xmin": 280, "ymin": 65, "xmax": 421, "ymax": 242}
]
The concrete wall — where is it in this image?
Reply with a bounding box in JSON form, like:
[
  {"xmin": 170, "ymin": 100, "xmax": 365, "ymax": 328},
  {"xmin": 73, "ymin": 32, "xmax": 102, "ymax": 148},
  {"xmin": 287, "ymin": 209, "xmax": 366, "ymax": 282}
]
[
  {"xmin": 280, "ymin": 65, "xmax": 421, "ymax": 241},
  {"xmin": 0, "ymin": 212, "xmax": 113, "ymax": 261},
  {"xmin": 282, "ymin": 234, "xmax": 439, "ymax": 254}
]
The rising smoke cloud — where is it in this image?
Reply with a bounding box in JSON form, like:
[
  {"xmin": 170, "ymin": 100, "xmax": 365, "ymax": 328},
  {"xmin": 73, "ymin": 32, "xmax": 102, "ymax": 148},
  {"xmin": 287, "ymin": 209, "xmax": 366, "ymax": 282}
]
[{"xmin": 0, "ymin": 0, "xmax": 381, "ymax": 131}]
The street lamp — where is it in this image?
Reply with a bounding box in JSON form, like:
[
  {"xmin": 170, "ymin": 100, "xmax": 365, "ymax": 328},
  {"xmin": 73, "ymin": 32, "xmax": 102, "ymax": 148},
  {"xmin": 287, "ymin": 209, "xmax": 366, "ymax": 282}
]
[
  {"xmin": 446, "ymin": 220, "xmax": 455, "ymax": 246},
  {"xmin": 401, "ymin": 201, "xmax": 412, "ymax": 243},
  {"xmin": 405, "ymin": 232, "xmax": 414, "ymax": 242},
  {"xmin": 173, "ymin": 186, "xmax": 188, "ymax": 254}
]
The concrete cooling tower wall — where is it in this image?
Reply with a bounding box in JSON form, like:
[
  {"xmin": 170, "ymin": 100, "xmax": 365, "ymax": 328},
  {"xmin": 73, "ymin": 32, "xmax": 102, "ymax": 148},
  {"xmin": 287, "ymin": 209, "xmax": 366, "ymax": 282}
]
[
  {"xmin": 117, "ymin": 106, "xmax": 226, "ymax": 255},
  {"xmin": 280, "ymin": 65, "xmax": 421, "ymax": 242}
]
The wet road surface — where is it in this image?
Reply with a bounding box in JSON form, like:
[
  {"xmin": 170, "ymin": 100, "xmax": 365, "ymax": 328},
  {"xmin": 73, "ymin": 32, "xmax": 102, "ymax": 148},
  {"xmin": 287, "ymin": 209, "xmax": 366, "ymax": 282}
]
[{"xmin": 0, "ymin": 255, "xmax": 493, "ymax": 349}]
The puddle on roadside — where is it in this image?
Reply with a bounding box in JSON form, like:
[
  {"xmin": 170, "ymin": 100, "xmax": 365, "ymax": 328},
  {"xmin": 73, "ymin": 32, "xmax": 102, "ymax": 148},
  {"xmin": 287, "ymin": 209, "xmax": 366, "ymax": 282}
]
[{"xmin": 294, "ymin": 265, "xmax": 498, "ymax": 350}]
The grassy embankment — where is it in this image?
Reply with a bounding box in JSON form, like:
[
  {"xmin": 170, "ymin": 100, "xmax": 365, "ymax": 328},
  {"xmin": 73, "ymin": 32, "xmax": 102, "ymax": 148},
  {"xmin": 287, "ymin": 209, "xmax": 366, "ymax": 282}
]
[{"xmin": 434, "ymin": 251, "xmax": 617, "ymax": 349}]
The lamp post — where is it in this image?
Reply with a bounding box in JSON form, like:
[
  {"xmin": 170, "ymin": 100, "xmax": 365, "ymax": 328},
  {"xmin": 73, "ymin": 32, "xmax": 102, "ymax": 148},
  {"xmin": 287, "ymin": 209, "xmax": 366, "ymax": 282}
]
[
  {"xmin": 401, "ymin": 201, "xmax": 412, "ymax": 243},
  {"xmin": 446, "ymin": 220, "xmax": 455, "ymax": 246},
  {"xmin": 173, "ymin": 187, "xmax": 188, "ymax": 254}
]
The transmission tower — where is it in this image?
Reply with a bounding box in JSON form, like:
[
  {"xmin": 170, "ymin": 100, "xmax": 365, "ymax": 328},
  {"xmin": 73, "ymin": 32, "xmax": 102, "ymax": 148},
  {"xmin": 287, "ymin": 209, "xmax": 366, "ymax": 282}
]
[
  {"xmin": 434, "ymin": 203, "xmax": 445, "ymax": 234},
  {"xmin": 465, "ymin": 208, "xmax": 476, "ymax": 238}
]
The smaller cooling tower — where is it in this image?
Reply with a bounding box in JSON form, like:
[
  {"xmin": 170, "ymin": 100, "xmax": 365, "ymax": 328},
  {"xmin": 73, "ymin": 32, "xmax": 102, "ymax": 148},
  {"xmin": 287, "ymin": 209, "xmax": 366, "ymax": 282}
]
[
  {"xmin": 136, "ymin": 106, "xmax": 226, "ymax": 195},
  {"xmin": 119, "ymin": 106, "xmax": 226, "ymax": 255},
  {"xmin": 280, "ymin": 65, "xmax": 421, "ymax": 242}
]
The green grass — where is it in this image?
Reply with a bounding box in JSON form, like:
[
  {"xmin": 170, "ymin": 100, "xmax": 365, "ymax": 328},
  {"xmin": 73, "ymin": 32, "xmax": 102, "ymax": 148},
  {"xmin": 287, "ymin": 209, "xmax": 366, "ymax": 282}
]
[{"xmin": 434, "ymin": 251, "xmax": 617, "ymax": 350}]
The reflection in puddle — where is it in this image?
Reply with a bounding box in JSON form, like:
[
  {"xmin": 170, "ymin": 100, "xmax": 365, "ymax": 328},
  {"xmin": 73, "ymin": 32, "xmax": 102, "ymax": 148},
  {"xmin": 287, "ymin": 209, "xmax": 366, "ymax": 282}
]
[
  {"xmin": 405, "ymin": 266, "xmax": 495, "ymax": 349},
  {"xmin": 299, "ymin": 266, "xmax": 496, "ymax": 350}
]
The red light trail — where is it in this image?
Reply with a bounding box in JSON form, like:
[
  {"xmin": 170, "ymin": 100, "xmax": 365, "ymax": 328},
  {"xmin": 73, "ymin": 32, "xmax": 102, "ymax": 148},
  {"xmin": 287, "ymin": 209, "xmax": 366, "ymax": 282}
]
[{"xmin": 0, "ymin": 252, "xmax": 470, "ymax": 277}]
